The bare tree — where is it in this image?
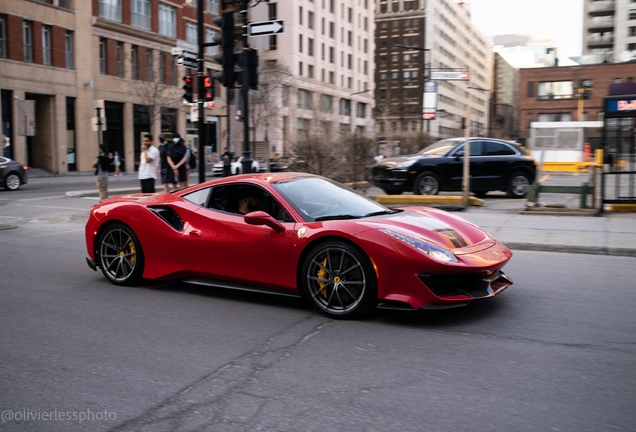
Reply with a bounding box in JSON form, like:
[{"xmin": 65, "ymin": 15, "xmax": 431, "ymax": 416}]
[{"xmin": 127, "ymin": 76, "xmax": 182, "ymax": 134}]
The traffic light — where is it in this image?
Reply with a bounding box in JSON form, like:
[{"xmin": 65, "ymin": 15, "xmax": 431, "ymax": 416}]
[
  {"xmin": 238, "ymin": 49, "xmax": 259, "ymax": 90},
  {"xmin": 460, "ymin": 117, "xmax": 466, "ymax": 129},
  {"xmin": 204, "ymin": 75, "xmax": 215, "ymax": 101},
  {"xmin": 182, "ymin": 75, "xmax": 193, "ymax": 103},
  {"xmin": 212, "ymin": 12, "xmax": 237, "ymax": 88}
]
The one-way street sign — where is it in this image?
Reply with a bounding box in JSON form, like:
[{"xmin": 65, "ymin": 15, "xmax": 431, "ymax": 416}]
[
  {"xmin": 176, "ymin": 50, "xmax": 198, "ymax": 69},
  {"xmin": 248, "ymin": 20, "xmax": 285, "ymax": 37}
]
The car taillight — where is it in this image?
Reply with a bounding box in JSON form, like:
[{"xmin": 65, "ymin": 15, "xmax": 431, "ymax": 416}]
[{"xmin": 23, "ymin": 166, "xmax": 28, "ymax": 170}]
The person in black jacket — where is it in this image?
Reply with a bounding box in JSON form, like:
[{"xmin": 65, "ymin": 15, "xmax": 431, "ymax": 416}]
[{"xmin": 167, "ymin": 132, "xmax": 188, "ymax": 190}]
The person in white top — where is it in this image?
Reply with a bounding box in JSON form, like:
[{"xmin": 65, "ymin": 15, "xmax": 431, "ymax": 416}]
[{"xmin": 138, "ymin": 134, "xmax": 160, "ymax": 193}]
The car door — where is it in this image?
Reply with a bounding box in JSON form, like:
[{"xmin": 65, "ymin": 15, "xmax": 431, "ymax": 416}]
[
  {"xmin": 481, "ymin": 140, "xmax": 519, "ymax": 190},
  {"xmin": 181, "ymin": 184, "xmax": 297, "ymax": 291},
  {"xmin": 466, "ymin": 140, "xmax": 489, "ymax": 190},
  {"xmin": 445, "ymin": 140, "xmax": 485, "ymax": 190}
]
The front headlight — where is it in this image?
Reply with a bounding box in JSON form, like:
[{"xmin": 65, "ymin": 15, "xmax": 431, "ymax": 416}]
[{"xmin": 380, "ymin": 229, "xmax": 458, "ymax": 263}]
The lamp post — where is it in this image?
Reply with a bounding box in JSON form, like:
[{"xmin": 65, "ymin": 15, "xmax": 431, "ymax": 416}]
[{"xmin": 394, "ymin": 44, "xmax": 430, "ymax": 132}]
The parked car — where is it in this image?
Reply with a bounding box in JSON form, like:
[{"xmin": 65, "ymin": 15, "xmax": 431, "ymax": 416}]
[
  {"xmin": 0, "ymin": 156, "xmax": 28, "ymax": 191},
  {"xmin": 371, "ymin": 138, "xmax": 536, "ymax": 198},
  {"xmin": 85, "ymin": 172, "xmax": 513, "ymax": 319},
  {"xmin": 231, "ymin": 156, "xmax": 261, "ymax": 175}
]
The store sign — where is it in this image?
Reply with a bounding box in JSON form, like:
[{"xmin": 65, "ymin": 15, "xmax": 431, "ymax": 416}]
[
  {"xmin": 605, "ymin": 99, "xmax": 636, "ymax": 113},
  {"xmin": 430, "ymin": 71, "xmax": 469, "ymax": 81}
]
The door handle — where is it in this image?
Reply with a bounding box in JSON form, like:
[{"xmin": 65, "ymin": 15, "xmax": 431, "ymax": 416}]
[{"xmin": 189, "ymin": 229, "xmax": 201, "ymax": 237}]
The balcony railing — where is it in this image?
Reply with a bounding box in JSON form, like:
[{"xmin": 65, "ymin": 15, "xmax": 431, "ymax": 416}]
[{"xmin": 589, "ymin": 1, "xmax": 615, "ymax": 14}]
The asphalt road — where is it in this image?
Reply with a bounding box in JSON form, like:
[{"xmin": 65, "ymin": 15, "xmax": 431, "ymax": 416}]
[{"xmin": 0, "ymin": 183, "xmax": 635, "ymax": 431}]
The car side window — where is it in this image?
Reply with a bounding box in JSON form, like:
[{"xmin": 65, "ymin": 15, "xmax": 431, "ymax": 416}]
[
  {"xmin": 182, "ymin": 187, "xmax": 211, "ymax": 207},
  {"xmin": 453, "ymin": 141, "xmax": 484, "ymax": 157},
  {"xmin": 207, "ymin": 184, "xmax": 293, "ymax": 222},
  {"xmin": 484, "ymin": 141, "xmax": 517, "ymax": 156}
]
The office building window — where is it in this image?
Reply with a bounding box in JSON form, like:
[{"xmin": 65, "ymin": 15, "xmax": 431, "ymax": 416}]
[
  {"xmin": 65, "ymin": 31, "xmax": 73, "ymax": 69},
  {"xmin": 282, "ymin": 85, "xmax": 289, "ymax": 106},
  {"xmin": 146, "ymin": 49, "xmax": 153, "ymax": 81},
  {"xmin": 308, "ymin": 65, "xmax": 314, "ymax": 78},
  {"xmin": 298, "ymin": 89, "xmax": 312, "ymax": 109},
  {"xmin": 23, "ymin": 21, "xmax": 33, "ymax": 62},
  {"xmin": 309, "ymin": 11, "xmax": 314, "ymax": 29},
  {"xmin": 329, "ymin": 22, "xmax": 334, "ymax": 38},
  {"xmin": 0, "ymin": 15, "xmax": 6, "ymax": 59},
  {"xmin": 131, "ymin": 0, "xmax": 151, "ymax": 30},
  {"xmin": 159, "ymin": 3, "xmax": 177, "ymax": 37},
  {"xmin": 299, "ymin": 61, "xmax": 303, "ymax": 76},
  {"xmin": 206, "ymin": 0, "xmax": 219, "ymax": 14},
  {"xmin": 357, "ymin": 103, "xmax": 366, "ymax": 118},
  {"xmin": 347, "ymin": 7, "xmax": 352, "ymax": 22},
  {"xmin": 348, "ymin": 31, "xmax": 352, "ymax": 46},
  {"xmin": 330, "ymin": 0, "xmax": 334, "ymax": 13},
  {"xmin": 299, "ymin": 35, "xmax": 303, "ymax": 53},
  {"xmin": 99, "ymin": 38, "xmax": 107, "ymax": 74},
  {"xmin": 42, "ymin": 25, "xmax": 51, "ymax": 66},
  {"xmin": 329, "ymin": 46, "xmax": 334, "ymax": 62},
  {"xmin": 131, "ymin": 45, "xmax": 138, "ymax": 79},
  {"xmin": 308, "ymin": 38, "xmax": 314, "ymax": 56},
  {"xmin": 116, "ymin": 42, "xmax": 124, "ymax": 77},
  {"xmin": 329, "ymin": 71, "xmax": 334, "ymax": 83},
  {"xmin": 186, "ymin": 21, "xmax": 197, "ymax": 45},
  {"xmin": 299, "ymin": 7, "xmax": 303, "ymax": 25},
  {"xmin": 99, "ymin": 0, "xmax": 122, "ymax": 22}
]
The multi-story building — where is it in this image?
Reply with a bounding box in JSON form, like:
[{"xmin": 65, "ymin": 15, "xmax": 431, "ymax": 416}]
[
  {"xmin": 489, "ymin": 52, "xmax": 518, "ymax": 140},
  {"xmin": 374, "ymin": 0, "xmax": 492, "ymax": 144},
  {"xmin": 518, "ymin": 62, "xmax": 636, "ymax": 149},
  {"xmin": 491, "ymin": 33, "xmax": 558, "ymax": 68},
  {"xmin": 582, "ymin": 0, "xmax": 636, "ymax": 62},
  {"xmin": 248, "ymin": 0, "xmax": 376, "ymax": 159},
  {"xmin": 0, "ymin": 0, "xmax": 225, "ymax": 174}
]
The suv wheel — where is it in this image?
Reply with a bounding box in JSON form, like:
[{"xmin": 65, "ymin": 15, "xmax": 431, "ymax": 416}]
[{"xmin": 413, "ymin": 171, "xmax": 439, "ymax": 195}]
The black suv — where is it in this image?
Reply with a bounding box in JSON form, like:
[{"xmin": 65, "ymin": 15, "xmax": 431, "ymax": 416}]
[{"xmin": 371, "ymin": 138, "xmax": 536, "ymax": 197}]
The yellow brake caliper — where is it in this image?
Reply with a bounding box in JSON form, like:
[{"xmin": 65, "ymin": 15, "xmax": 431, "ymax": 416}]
[
  {"xmin": 317, "ymin": 257, "xmax": 329, "ymax": 298},
  {"xmin": 128, "ymin": 241, "xmax": 136, "ymax": 265}
]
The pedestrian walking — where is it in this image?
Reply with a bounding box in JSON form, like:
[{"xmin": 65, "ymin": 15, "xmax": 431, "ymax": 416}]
[
  {"xmin": 158, "ymin": 134, "xmax": 173, "ymax": 193},
  {"xmin": 113, "ymin": 151, "xmax": 122, "ymax": 176},
  {"xmin": 92, "ymin": 145, "xmax": 110, "ymax": 200},
  {"xmin": 138, "ymin": 134, "xmax": 160, "ymax": 193},
  {"xmin": 167, "ymin": 132, "xmax": 188, "ymax": 189}
]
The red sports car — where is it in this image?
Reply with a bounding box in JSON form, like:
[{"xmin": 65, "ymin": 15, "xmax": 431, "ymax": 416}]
[{"xmin": 85, "ymin": 173, "xmax": 513, "ymax": 319}]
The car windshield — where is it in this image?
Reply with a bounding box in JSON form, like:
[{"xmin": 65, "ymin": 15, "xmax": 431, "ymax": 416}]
[
  {"xmin": 273, "ymin": 177, "xmax": 395, "ymax": 222},
  {"xmin": 418, "ymin": 139, "xmax": 461, "ymax": 156}
]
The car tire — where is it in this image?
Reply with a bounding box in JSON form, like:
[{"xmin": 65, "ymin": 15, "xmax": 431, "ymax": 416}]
[
  {"xmin": 413, "ymin": 171, "xmax": 440, "ymax": 195},
  {"xmin": 5, "ymin": 173, "xmax": 21, "ymax": 191},
  {"xmin": 507, "ymin": 172, "xmax": 530, "ymax": 198},
  {"xmin": 474, "ymin": 190, "xmax": 488, "ymax": 198},
  {"xmin": 382, "ymin": 189, "xmax": 403, "ymax": 195},
  {"xmin": 97, "ymin": 223, "xmax": 144, "ymax": 286},
  {"xmin": 301, "ymin": 241, "xmax": 377, "ymax": 319}
]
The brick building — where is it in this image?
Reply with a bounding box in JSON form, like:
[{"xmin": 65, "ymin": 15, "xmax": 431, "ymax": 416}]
[
  {"xmin": 0, "ymin": 0, "xmax": 224, "ymax": 174},
  {"xmin": 518, "ymin": 62, "xmax": 636, "ymax": 148}
]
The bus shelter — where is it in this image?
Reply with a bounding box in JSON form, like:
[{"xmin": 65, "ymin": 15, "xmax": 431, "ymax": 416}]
[{"xmin": 601, "ymin": 84, "xmax": 636, "ymax": 211}]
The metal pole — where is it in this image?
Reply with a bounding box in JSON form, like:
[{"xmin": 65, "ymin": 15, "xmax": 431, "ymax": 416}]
[
  {"xmin": 197, "ymin": 0, "xmax": 206, "ymax": 184},
  {"xmin": 240, "ymin": 0, "xmax": 253, "ymax": 175},
  {"xmin": 96, "ymin": 107, "xmax": 103, "ymax": 148},
  {"xmin": 462, "ymin": 103, "xmax": 471, "ymax": 207}
]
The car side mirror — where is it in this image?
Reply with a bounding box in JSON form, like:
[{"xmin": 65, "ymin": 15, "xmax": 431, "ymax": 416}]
[
  {"xmin": 244, "ymin": 210, "xmax": 285, "ymax": 233},
  {"xmin": 454, "ymin": 151, "xmax": 464, "ymax": 159}
]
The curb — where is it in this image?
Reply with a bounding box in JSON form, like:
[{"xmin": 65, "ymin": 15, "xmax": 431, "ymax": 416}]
[
  {"xmin": 503, "ymin": 242, "xmax": 636, "ymax": 257},
  {"xmin": 65, "ymin": 188, "xmax": 141, "ymax": 198},
  {"xmin": 371, "ymin": 195, "xmax": 485, "ymax": 207}
]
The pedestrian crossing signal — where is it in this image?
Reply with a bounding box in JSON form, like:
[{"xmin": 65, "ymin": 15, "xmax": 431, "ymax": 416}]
[
  {"xmin": 183, "ymin": 76, "xmax": 193, "ymax": 103},
  {"xmin": 204, "ymin": 76, "xmax": 215, "ymax": 101}
]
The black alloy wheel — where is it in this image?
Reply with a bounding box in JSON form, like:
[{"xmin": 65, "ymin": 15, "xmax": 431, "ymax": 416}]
[
  {"xmin": 413, "ymin": 171, "xmax": 440, "ymax": 195},
  {"xmin": 301, "ymin": 241, "xmax": 377, "ymax": 319},
  {"xmin": 5, "ymin": 173, "xmax": 21, "ymax": 191},
  {"xmin": 507, "ymin": 172, "xmax": 530, "ymax": 198},
  {"xmin": 98, "ymin": 224, "xmax": 144, "ymax": 285}
]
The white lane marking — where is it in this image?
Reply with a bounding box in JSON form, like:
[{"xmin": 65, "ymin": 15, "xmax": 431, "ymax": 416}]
[
  {"xmin": 18, "ymin": 195, "xmax": 66, "ymax": 201},
  {"xmin": 16, "ymin": 204, "xmax": 88, "ymax": 211},
  {"xmin": 16, "ymin": 228, "xmax": 85, "ymax": 238}
]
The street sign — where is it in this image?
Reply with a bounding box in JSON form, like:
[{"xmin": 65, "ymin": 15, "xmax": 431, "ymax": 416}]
[
  {"xmin": 422, "ymin": 81, "xmax": 437, "ymax": 121},
  {"xmin": 171, "ymin": 47, "xmax": 183, "ymax": 56},
  {"xmin": 177, "ymin": 51, "xmax": 198, "ymax": 69},
  {"xmin": 248, "ymin": 20, "xmax": 285, "ymax": 37},
  {"xmin": 430, "ymin": 71, "xmax": 470, "ymax": 81}
]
